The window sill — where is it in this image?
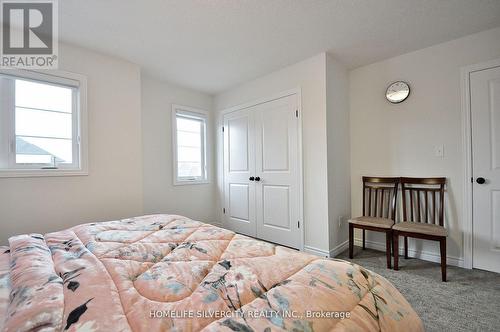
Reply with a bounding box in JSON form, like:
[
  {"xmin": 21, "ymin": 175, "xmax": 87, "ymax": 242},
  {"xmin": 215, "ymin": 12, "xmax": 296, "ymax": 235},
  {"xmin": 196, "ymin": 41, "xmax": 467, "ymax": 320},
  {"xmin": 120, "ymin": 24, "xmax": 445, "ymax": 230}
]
[
  {"xmin": 0, "ymin": 169, "xmax": 88, "ymax": 178},
  {"xmin": 173, "ymin": 180, "xmax": 210, "ymax": 186}
]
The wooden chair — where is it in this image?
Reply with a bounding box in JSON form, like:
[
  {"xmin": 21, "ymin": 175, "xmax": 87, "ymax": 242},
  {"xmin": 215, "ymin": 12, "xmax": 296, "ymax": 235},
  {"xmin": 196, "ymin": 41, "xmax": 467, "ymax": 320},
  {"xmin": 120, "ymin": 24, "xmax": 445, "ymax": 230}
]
[
  {"xmin": 393, "ymin": 177, "xmax": 448, "ymax": 281},
  {"xmin": 349, "ymin": 177, "xmax": 399, "ymax": 268}
]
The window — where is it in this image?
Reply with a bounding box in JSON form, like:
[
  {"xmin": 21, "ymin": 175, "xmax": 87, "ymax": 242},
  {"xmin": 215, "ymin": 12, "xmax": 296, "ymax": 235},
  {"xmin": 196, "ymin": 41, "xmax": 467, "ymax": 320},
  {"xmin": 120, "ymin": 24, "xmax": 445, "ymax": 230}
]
[
  {"xmin": 172, "ymin": 105, "xmax": 208, "ymax": 185},
  {"xmin": 0, "ymin": 69, "xmax": 87, "ymax": 177}
]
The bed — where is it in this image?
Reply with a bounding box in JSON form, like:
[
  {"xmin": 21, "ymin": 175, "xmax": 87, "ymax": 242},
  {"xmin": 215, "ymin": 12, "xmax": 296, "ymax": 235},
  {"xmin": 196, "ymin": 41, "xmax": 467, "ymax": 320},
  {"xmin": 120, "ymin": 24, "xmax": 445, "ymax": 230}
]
[{"xmin": 0, "ymin": 214, "xmax": 423, "ymax": 332}]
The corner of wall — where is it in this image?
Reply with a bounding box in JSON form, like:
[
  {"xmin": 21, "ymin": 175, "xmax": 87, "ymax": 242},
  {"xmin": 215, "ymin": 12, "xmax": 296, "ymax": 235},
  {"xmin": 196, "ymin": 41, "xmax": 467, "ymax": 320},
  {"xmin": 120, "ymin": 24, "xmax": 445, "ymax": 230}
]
[
  {"xmin": 325, "ymin": 54, "xmax": 351, "ymax": 255},
  {"xmin": 140, "ymin": 75, "xmax": 216, "ymax": 223}
]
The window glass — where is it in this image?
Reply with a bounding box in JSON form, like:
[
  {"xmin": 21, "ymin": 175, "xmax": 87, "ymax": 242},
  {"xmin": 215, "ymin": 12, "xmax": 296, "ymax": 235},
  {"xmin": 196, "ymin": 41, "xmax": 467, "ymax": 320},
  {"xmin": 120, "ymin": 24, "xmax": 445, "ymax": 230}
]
[
  {"xmin": 15, "ymin": 79, "xmax": 72, "ymax": 113},
  {"xmin": 174, "ymin": 111, "xmax": 207, "ymax": 182},
  {"xmin": 14, "ymin": 79, "xmax": 74, "ymax": 165}
]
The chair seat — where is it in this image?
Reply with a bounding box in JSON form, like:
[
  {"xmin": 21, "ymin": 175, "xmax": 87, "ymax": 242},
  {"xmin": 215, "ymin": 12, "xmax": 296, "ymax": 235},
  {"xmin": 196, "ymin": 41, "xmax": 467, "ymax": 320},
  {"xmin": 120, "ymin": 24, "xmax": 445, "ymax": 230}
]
[
  {"xmin": 348, "ymin": 216, "xmax": 394, "ymax": 229},
  {"xmin": 393, "ymin": 222, "xmax": 447, "ymax": 237}
]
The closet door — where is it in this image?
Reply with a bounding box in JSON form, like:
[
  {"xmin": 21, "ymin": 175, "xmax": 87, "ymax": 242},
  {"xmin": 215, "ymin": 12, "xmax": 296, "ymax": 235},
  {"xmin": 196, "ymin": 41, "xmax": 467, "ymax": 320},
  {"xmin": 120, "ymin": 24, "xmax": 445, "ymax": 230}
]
[
  {"xmin": 255, "ymin": 94, "xmax": 301, "ymax": 249},
  {"xmin": 471, "ymin": 65, "xmax": 500, "ymax": 273},
  {"xmin": 223, "ymin": 108, "xmax": 256, "ymax": 236}
]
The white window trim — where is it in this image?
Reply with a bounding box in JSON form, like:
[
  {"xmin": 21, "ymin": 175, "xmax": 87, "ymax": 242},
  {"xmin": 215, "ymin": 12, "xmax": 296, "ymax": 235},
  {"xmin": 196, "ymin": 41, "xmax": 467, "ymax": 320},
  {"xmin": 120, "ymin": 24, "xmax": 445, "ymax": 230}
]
[
  {"xmin": 172, "ymin": 104, "xmax": 209, "ymax": 186},
  {"xmin": 0, "ymin": 69, "xmax": 88, "ymax": 178}
]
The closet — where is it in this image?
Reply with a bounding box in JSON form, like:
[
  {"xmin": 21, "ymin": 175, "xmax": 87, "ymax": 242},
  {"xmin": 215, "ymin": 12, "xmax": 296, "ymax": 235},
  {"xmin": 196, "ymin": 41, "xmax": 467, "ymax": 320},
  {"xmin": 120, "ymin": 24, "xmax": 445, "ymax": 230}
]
[{"xmin": 222, "ymin": 93, "xmax": 302, "ymax": 249}]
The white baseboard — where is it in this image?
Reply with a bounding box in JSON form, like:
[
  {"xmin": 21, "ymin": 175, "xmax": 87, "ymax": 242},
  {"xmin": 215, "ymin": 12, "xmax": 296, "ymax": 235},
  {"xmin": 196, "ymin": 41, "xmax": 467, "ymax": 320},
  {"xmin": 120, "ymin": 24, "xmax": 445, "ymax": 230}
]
[
  {"xmin": 304, "ymin": 245, "xmax": 330, "ymax": 257},
  {"xmin": 304, "ymin": 240, "xmax": 349, "ymax": 258},
  {"xmin": 329, "ymin": 240, "xmax": 349, "ymax": 257},
  {"xmin": 353, "ymin": 238, "xmax": 464, "ymax": 268}
]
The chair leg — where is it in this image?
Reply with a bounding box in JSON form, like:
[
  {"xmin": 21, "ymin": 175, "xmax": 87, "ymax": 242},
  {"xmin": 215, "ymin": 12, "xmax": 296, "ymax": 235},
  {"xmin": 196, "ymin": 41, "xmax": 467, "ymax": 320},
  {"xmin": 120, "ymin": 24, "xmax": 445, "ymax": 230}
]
[
  {"xmin": 440, "ymin": 238, "xmax": 447, "ymax": 282},
  {"xmin": 362, "ymin": 229, "xmax": 366, "ymax": 249},
  {"xmin": 385, "ymin": 231, "xmax": 392, "ymax": 269},
  {"xmin": 404, "ymin": 236, "xmax": 408, "ymax": 259},
  {"xmin": 393, "ymin": 232, "xmax": 399, "ymax": 270},
  {"xmin": 349, "ymin": 224, "xmax": 354, "ymax": 259}
]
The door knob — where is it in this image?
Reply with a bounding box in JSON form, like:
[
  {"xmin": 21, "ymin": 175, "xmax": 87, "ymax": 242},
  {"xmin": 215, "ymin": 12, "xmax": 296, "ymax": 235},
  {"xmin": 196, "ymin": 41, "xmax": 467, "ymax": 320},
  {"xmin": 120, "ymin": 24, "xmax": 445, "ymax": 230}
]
[
  {"xmin": 476, "ymin": 177, "xmax": 486, "ymax": 184},
  {"xmin": 255, "ymin": 177, "xmax": 261, "ymax": 182},
  {"xmin": 249, "ymin": 176, "xmax": 255, "ymax": 181}
]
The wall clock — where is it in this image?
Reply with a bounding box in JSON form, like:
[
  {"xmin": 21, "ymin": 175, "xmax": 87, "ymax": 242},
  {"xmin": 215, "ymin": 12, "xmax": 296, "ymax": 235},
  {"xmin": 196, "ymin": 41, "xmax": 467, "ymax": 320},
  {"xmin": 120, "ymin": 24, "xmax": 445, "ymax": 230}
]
[{"xmin": 386, "ymin": 81, "xmax": 410, "ymax": 103}]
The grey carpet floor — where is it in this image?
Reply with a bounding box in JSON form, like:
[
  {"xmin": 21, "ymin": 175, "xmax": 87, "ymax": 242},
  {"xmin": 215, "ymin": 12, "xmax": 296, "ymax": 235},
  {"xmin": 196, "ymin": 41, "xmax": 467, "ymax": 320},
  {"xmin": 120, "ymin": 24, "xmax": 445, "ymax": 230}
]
[{"xmin": 336, "ymin": 248, "xmax": 500, "ymax": 332}]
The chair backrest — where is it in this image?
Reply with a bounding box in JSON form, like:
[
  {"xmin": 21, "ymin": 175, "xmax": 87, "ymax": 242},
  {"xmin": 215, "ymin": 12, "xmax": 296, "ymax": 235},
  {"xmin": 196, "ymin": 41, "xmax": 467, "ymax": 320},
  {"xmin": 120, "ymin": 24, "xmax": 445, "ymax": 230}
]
[
  {"xmin": 362, "ymin": 177, "xmax": 400, "ymax": 220},
  {"xmin": 401, "ymin": 177, "xmax": 446, "ymax": 226}
]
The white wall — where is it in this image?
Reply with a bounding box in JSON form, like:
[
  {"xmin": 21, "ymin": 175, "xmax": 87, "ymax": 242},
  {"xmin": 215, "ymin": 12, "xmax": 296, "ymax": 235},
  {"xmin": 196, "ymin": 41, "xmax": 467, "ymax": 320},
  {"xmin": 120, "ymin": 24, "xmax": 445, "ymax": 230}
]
[
  {"xmin": 0, "ymin": 43, "xmax": 144, "ymax": 245},
  {"xmin": 326, "ymin": 54, "xmax": 351, "ymax": 254},
  {"xmin": 350, "ymin": 27, "xmax": 500, "ymax": 266},
  {"xmin": 214, "ymin": 53, "xmax": 331, "ymax": 254},
  {"xmin": 141, "ymin": 75, "xmax": 216, "ymax": 223}
]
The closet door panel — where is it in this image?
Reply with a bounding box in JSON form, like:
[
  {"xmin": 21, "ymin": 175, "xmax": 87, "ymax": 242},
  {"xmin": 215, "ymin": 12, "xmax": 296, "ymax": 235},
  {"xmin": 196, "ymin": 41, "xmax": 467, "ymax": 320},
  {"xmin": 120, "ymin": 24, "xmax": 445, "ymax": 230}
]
[
  {"xmin": 228, "ymin": 116, "xmax": 249, "ymax": 172},
  {"xmin": 262, "ymin": 185, "xmax": 290, "ymax": 229},
  {"xmin": 223, "ymin": 109, "xmax": 256, "ymax": 236},
  {"xmin": 228, "ymin": 184, "xmax": 250, "ymax": 221},
  {"xmin": 262, "ymin": 109, "xmax": 289, "ymax": 172},
  {"xmin": 255, "ymin": 94, "xmax": 301, "ymax": 248}
]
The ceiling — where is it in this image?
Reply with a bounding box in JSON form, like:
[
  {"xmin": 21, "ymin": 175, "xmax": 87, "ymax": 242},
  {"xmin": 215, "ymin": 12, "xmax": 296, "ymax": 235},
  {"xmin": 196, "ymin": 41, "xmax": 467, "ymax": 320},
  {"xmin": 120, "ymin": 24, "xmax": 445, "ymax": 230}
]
[{"xmin": 59, "ymin": 0, "xmax": 500, "ymax": 94}]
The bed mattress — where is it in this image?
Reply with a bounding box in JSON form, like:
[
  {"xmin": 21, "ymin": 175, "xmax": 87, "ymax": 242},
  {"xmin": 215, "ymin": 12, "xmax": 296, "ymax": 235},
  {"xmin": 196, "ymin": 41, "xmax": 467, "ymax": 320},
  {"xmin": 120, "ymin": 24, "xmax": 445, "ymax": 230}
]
[{"xmin": 0, "ymin": 214, "xmax": 423, "ymax": 331}]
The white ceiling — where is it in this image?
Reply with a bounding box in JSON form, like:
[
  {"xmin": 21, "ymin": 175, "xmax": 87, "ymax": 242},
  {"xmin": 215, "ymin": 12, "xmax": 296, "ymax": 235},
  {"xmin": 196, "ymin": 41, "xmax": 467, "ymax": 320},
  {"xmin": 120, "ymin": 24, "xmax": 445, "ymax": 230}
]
[{"xmin": 59, "ymin": 0, "xmax": 500, "ymax": 94}]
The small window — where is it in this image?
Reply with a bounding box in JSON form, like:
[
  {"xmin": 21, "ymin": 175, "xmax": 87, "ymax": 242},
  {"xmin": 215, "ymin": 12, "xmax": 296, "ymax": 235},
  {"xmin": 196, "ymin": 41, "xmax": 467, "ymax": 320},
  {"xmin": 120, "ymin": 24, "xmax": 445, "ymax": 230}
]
[
  {"xmin": 172, "ymin": 105, "xmax": 208, "ymax": 185},
  {"xmin": 0, "ymin": 69, "xmax": 87, "ymax": 177}
]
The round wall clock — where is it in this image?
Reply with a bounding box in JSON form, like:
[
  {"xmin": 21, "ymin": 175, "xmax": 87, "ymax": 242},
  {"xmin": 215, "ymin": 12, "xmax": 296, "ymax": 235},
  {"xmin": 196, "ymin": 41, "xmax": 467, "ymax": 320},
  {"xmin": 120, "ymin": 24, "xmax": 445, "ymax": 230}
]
[{"xmin": 386, "ymin": 81, "xmax": 410, "ymax": 103}]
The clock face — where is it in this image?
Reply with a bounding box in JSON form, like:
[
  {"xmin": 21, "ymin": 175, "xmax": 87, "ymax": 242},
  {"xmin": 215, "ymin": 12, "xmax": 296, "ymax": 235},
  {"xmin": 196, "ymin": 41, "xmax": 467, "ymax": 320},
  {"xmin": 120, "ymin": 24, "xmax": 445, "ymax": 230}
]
[{"xmin": 386, "ymin": 81, "xmax": 410, "ymax": 103}]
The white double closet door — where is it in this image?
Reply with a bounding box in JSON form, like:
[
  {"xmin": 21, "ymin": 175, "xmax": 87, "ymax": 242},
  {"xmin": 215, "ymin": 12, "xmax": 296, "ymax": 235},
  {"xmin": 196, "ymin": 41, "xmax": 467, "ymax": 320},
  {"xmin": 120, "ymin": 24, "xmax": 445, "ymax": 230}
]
[{"xmin": 223, "ymin": 94, "xmax": 301, "ymax": 249}]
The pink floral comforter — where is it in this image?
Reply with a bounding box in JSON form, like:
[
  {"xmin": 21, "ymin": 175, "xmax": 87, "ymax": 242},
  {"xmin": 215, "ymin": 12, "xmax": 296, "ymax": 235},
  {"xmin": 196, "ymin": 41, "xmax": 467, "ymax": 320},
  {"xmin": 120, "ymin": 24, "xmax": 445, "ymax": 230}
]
[{"xmin": 0, "ymin": 214, "xmax": 423, "ymax": 332}]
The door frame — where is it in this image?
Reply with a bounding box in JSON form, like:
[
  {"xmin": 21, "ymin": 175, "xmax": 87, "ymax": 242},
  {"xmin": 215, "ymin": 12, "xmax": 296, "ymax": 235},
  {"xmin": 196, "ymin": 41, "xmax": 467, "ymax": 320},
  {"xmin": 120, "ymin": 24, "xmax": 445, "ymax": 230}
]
[
  {"xmin": 460, "ymin": 57, "xmax": 500, "ymax": 269},
  {"xmin": 217, "ymin": 88, "xmax": 305, "ymax": 251}
]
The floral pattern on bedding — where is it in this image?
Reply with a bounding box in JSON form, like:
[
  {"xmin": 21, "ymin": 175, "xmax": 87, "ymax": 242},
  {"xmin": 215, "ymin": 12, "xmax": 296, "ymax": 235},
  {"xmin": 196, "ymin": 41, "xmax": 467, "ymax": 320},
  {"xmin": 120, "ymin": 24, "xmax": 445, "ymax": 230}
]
[
  {"xmin": 0, "ymin": 247, "xmax": 10, "ymax": 332},
  {"xmin": 0, "ymin": 215, "xmax": 424, "ymax": 332}
]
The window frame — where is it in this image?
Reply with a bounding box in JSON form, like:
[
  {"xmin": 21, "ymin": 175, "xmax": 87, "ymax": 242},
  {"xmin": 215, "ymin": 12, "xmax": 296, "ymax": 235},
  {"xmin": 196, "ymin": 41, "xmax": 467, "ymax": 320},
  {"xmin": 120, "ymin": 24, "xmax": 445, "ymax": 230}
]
[
  {"xmin": 171, "ymin": 104, "xmax": 209, "ymax": 186},
  {"xmin": 0, "ymin": 69, "xmax": 88, "ymax": 178}
]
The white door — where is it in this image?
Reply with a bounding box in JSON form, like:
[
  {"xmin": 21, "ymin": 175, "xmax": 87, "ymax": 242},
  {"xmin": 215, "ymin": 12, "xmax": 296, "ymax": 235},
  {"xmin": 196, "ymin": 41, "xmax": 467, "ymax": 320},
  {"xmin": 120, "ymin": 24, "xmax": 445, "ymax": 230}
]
[
  {"xmin": 223, "ymin": 108, "xmax": 256, "ymax": 236},
  {"xmin": 223, "ymin": 94, "xmax": 301, "ymax": 249},
  {"xmin": 471, "ymin": 65, "xmax": 500, "ymax": 273},
  {"xmin": 254, "ymin": 95, "xmax": 301, "ymax": 248}
]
